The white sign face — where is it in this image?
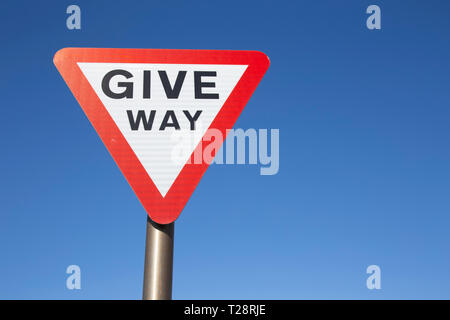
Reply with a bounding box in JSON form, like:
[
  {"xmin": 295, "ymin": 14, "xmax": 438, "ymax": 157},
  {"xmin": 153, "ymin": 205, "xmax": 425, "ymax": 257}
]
[{"xmin": 78, "ymin": 63, "xmax": 247, "ymax": 197}]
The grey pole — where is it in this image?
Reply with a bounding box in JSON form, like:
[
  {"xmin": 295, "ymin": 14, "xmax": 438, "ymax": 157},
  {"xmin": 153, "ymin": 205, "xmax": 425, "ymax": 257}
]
[{"xmin": 142, "ymin": 216, "xmax": 174, "ymax": 300}]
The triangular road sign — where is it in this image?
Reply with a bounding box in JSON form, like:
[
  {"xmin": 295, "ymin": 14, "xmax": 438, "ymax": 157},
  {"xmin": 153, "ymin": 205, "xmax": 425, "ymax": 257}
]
[{"xmin": 54, "ymin": 48, "xmax": 269, "ymax": 224}]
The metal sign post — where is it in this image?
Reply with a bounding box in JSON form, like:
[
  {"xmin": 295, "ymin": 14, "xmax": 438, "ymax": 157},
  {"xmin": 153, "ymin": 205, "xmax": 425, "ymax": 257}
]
[
  {"xmin": 142, "ymin": 216, "xmax": 174, "ymax": 300},
  {"xmin": 54, "ymin": 48, "xmax": 269, "ymax": 300}
]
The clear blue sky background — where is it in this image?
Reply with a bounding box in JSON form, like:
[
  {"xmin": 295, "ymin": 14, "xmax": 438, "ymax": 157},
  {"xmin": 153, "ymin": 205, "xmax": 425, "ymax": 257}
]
[{"xmin": 1, "ymin": 0, "xmax": 450, "ymax": 299}]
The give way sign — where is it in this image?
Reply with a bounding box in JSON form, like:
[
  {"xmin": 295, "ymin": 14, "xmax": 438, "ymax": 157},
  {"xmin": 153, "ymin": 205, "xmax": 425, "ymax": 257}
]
[{"xmin": 54, "ymin": 48, "xmax": 270, "ymax": 224}]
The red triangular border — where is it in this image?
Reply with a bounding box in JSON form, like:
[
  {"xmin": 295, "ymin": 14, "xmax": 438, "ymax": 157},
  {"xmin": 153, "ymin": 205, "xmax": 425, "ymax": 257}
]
[{"xmin": 54, "ymin": 48, "xmax": 270, "ymax": 224}]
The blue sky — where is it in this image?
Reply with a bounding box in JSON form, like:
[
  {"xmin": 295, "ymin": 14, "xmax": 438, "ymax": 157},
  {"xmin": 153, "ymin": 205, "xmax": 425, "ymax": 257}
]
[{"xmin": 1, "ymin": 0, "xmax": 450, "ymax": 299}]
